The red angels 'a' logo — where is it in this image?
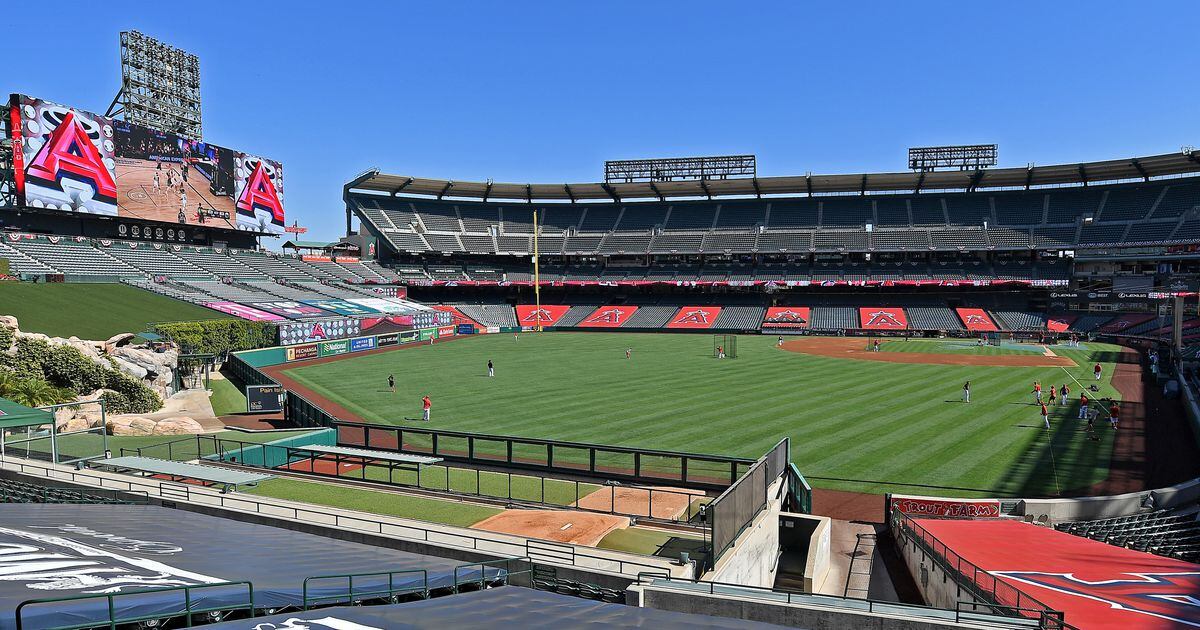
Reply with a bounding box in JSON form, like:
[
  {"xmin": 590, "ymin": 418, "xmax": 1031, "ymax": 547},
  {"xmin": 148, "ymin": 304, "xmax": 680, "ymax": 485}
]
[
  {"xmin": 586, "ymin": 308, "xmax": 624, "ymax": 324},
  {"xmin": 992, "ymin": 571, "xmax": 1200, "ymax": 628},
  {"xmin": 522, "ymin": 308, "xmax": 554, "ymax": 323},
  {"xmin": 865, "ymin": 310, "xmax": 904, "ymax": 328},
  {"xmin": 309, "ymin": 323, "xmax": 327, "ymax": 340},
  {"xmin": 673, "ymin": 309, "xmax": 712, "ymax": 325},
  {"xmin": 964, "ymin": 314, "xmax": 988, "ymax": 325},
  {"xmin": 769, "ymin": 309, "xmax": 807, "ymax": 323}
]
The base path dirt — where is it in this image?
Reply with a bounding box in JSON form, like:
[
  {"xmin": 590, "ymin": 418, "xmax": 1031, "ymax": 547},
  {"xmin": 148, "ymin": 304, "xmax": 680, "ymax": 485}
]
[
  {"xmin": 781, "ymin": 337, "xmax": 1077, "ymax": 367},
  {"xmin": 471, "ymin": 509, "xmax": 629, "ymax": 546},
  {"xmin": 575, "ymin": 485, "xmax": 706, "ymax": 521}
]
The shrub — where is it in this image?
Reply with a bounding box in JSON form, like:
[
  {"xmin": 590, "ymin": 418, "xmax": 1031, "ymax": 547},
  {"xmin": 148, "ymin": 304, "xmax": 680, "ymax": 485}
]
[
  {"xmin": 153, "ymin": 320, "xmax": 276, "ymax": 356},
  {"xmin": 0, "ymin": 337, "xmax": 161, "ymax": 414},
  {"xmin": 0, "ymin": 325, "xmax": 13, "ymax": 351}
]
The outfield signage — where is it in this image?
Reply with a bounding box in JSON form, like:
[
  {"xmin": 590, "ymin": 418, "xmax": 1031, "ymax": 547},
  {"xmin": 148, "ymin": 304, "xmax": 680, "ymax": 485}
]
[
  {"xmin": 248, "ymin": 301, "xmax": 333, "ymax": 318},
  {"xmin": 399, "ymin": 330, "xmax": 419, "ymax": 343},
  {"xmin": 580, "ymin": 305, "xmax": 638, "ymax": 328},
  {"xmin": 762, "ymin": 307, "xmax": 810, "ymax": 328},
  {"xmin": 246, "ymin": 384, "xmax": 285, "ymax": 413},
  {"xmin": 515, "ymin": 304, "xmax": 570, "ymax": 327},
  {"xmin": 419, "ymin": 328, "xmax": 436, "ymax": 342},
  {"xmin": 667, "ymin": 306, "xmax": 721, "ymax": 329},
  {"xmin": 285, "ymin": 344, "xmax": 319, "ymax": 362},
  {"xmin": 300, "ymin": 299, "xmax": 381, "ymax": 316},
  {"xmin": 318, "ymin": 339, "xmax": 350, "ymax": 357},
  {"xmin": 888, "ymin": 494, "xmax": 1001, "ymax": 519},
  {"xmin": 376, "ymin": 333, "xmax": 399, "ymax": 346},
  {"xmin": 456, "ymin": 324, "xmax": 476, "ymax": 335},
  {"xmin": 350, "ymin": 336, "xmax": 376, "ymax": 352},
  {"xmin": 437, "ymin": 326, "xmax": 455, "ymax": 337},
  {"xmin": 278, "ymin": 318, "xmax": 362, "ymax": 346},
  {"xmin": 203, "ymin": 302, "xmax": 286, "ymax": 322},
  {"xmin": 955, "ymin": 308, "xmax": 999, "ymax": 332},
  {"xmin": 859, "ymin": 307, "xmax": 908, "ymax": 330}
]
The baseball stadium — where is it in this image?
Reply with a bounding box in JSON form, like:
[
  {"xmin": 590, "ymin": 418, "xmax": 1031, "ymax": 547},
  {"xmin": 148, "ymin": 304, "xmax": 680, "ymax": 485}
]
[{"xmin": 1, "ymin": 14, "xmax": 1199, "ymax": 630}]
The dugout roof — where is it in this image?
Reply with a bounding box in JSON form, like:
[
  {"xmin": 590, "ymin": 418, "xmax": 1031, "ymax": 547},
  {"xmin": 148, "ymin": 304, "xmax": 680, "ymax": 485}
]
[
  {"xmin": 0, "ymin": 504, "xmax": 499, "ymax": 630},
  {"xmin": 347, "ymin": 150, "xmax": 1200, "ymax": 202},
  {"xmin": 203, "ymin": 585, "xmax": 794, "ymax": 629}
]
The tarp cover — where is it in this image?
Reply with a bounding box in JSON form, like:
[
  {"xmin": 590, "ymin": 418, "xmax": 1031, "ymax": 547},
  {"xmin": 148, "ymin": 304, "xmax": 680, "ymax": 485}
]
[
  {"xmin": 858, "ymin": 307, "xmax": 908, "ymax": 330},
  {"xmin": 203, "ymin": 585, "xmax": 793, "ymax": 629},
  {"xmin": 578, "ymin": 305, "xmax": 638, "ymax": 328},
  {"xmin": 955, "ymin": 307, "xmax": 999, "ymax": 332},
  {"xmin": 666, "ymin": 306, "xmax": 722, "ymax": 329},
  {"xmin": 762, "ymin": 307, "xmax": 810, "ymax": 329},
  {"xmin": 515, "ymin": 304, "xmax": 571, "ymax": 327},
  {"xmin": 0, "ymin": 504, "xmax": 495, "ymax": 630}
]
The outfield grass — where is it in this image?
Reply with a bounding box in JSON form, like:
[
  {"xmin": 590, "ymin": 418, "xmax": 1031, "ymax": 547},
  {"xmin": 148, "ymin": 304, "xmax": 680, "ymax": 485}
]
[
  {"xmin": 596, "ymin": 526, "xmax": 703, "ymax": 557},
  {"xmin": 0, "ymin": 283, "xmax": 230, "ymax": 338},
  {"xmin": 247, "ymin": 477, "xmax": 502, "ymax": 528},
  {"xmin": 209, "ymin": 372, "xmax": 248, "ymax": 416},
  {"xmin": 283, "ymin": 333, "xmax": 1129, "ymax": 498}
]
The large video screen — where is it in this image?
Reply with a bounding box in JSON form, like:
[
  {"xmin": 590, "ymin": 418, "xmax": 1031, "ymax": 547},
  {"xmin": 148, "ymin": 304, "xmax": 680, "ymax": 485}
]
[{"xmin": 8, "ymin": 94, "xmax": 285, "ymax": 234}]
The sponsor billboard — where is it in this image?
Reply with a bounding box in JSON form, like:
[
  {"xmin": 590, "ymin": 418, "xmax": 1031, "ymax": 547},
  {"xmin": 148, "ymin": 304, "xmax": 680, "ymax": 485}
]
[
  {"xmin": 418, "ymin": 327, "xmax": 436, "ymax": 341},
  {"xmin": 437, "ymin": 326, "xmax": 455, "ymax": 337},
  {"xmin": 376, "ymin": 333, "xmax": 399, "ymax": 346},
  {"xmin": 278, "ymin": 318, "xmax": 362, "ymax": 346},
  {"xmin": 456, "ymin": 324, "xmax": 476, "ymax": 335},
  {"xmin": 762, "ymin": 307, "xmax": 810, "ymax": 328},
  {"xmin": 859, "ymin": 307, "xmax": 908, "ymax": 330},
  {"xmin": 8, "ymin": 94, "xmax": 285, "ymax": 234},
  {"xmin": 579, "ymin": 305, "xmax": 638, "ymax": 328},
  {"xmin": 285, "ymin": 344, "xmax": 319, "ymax": 362},
  {"xmin": 318, "ymin": 339, "xmax": 350, "ymax": 357},
  {"xmin": 888, "ymin": 494, "xmax": 1000, "ymax": 518},
  {"xmin": 246, "ymin": 384, "xmax": 285, "ymax": 413},
  {"xmin": 666, "ymin": 306, "xmax": 722, "ymax": 329},
  {"xmin": 202, "ymin": 301, "xmax": 285, "ymax": 322},
  {"xmin": 248, "ymin": 301, "xmax": 332, "ymax": 319},
  {"xmin": 515, "ymin": 305, "xmax": 571, "ymax": 327},
  {"xmin": 398, "ymin": 330, "xmax": 419, "ymax": 344},
  {"xmin": 955, "ymin": 308, "xmax": 999, "ymax": 332},
  {"xmin": 349, "ymin": 336, "xmax": 376, "ymax": 352}
]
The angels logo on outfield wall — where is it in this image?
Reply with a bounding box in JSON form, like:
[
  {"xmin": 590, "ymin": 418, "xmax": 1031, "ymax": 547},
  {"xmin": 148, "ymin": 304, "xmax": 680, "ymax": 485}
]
[
  {"xmin": 991, "ymin": 571, "xmax": 1200, "ymax": 628},
  {"xmin": 278, "ymin": 319, "xmax": 361, "ymax": 346},
  {"xmin": 0, "ymin": 525, "xmax": 224, "ymax": 593},
  {"xmin": 13, "ymin": 96, "xmax": 118, "ymax": 215}
]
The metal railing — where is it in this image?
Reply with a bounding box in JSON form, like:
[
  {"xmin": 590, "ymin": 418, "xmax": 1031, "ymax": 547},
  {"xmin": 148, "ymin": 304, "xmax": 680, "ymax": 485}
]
[
  {"xmin": 707, "ymin": 438, "xmax": 789, "ymax": 563},
  {"xmin": 636, "ymin": 573, "xmax": 1062, "ymax": 628},
  {"xmin": 891, "ymin": 510, "xmax": 1071, "ymax": 629},
  {"xmin": 0, "ymin": 457, "xmax": 680, "ymax": 579},
  {"xmin": 15, "ymin": 581, "xmax": 254, "ymax": 630}
]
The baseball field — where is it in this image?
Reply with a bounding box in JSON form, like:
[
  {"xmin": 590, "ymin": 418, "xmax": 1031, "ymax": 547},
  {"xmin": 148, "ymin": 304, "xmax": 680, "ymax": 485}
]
[{"xmin": 272, "ymin": 332, "xmax": 1136, "ymax": 499}]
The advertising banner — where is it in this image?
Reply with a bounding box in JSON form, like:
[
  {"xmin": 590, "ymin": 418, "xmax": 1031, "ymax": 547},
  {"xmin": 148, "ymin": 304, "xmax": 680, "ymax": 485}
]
[
  {"xmin": 300, "ymin": 299, "xmax": 381, "ymax": 316},
  {"xmin": 278, "ymin": 318, "xmax": 362, "ymax": 346},
  {"xmin": 376, "ymin": 333, "xmax": 399, "ymax": 347},
  {"xmin": 762, "ymin": 307, "xmax": 811, "ymax": 328},
  {"xmin": 888, "ymin": 494, "xmax": 1001, "ymax": 518},
  {"xmin": 579, "ymin": 306, "xmax": 638, "ymax": 328},
  {"xmin": 285, "ymin": 344, "xmax": 319, "ymax": 362},
  {"xmin": 246, "ymin": 385, "xmax": 285, "ymax": 413},
  {"xmin": 456, "ymin": 324, "xmax": 476, "ymax": 335},
  {"xmin": 514, "ymin": 305, "xmax": 571, "ymax": 327},
  {"xmin": 318, "ymin": 339, "xmax": 350, "ymax": 357},
  {"xmin": 955, "ymin": 308, "xmax": 999, "ymax": 332},
  {"xmin": 859, "ymin": 307, "xmax": 909, "ymax": 330},
  {"xmin": 349, "ymin": 336, "xmax": 377, "ymax": 352},
  {"xmin": 347, "ymin": 297, "xmax": 410, "ymax": 313},
  {"xmin": 437, "ymin": 326, "xmax": 455, "ymax": 337},
  {"xmin": 418, "ymin": 328, "xmax": 436, "ymax": 342},
  {"xmin": 249, "ymin": 301, "xmax": 332, "ymax": 319},
  {"xmin": 203, "ymin": 302, "xmax": 285, "ymax": 322},
  {"xmin": 666, "ymin": 306, "xmax": 722, "ymax": 329},
  {"xmin": 399, "ymin": 330, "xmax": 420, "ymax": 344}
]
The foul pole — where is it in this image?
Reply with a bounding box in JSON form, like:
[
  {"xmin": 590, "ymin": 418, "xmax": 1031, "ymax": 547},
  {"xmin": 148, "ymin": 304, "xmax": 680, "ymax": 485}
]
[{"xmin": 533, "ymin": 210, "xmax": 542, "ymax": 332}]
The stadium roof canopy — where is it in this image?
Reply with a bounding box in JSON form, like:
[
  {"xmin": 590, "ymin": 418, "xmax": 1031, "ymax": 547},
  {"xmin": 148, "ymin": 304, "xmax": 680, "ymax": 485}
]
[
  {"xmin": 0, "ymin": 397, "xmax": 53, "ymax": 429},
  {"xmin": 347, "ymin": 150, "xmax": 1200, "ymax": 203}
]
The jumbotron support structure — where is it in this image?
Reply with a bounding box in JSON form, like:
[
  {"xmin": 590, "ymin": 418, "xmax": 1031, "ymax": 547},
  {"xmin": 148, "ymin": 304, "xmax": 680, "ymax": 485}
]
[
  {"xmin": 605, "ymin": 155, "xmax": 756, "ymax": 183},
  {"xmin": 108, "ymin": 31, "xmax": 203, "ymax": 140}
]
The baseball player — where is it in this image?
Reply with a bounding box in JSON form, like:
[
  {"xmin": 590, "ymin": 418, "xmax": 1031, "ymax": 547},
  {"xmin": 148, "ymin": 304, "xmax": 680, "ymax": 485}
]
[
  {"xmin": 1094, "ymin": 362, "xmax": 1103, "ymax": 381},
  {"xmin": 873, "ymin": 339, "xmax": 881, "ymax": 352},
  {"xmin": 1048, "ymin": 385, "xmax": 1056, "ymax": 405},
  {"xmin": 777, "ymin": 336, "xmax": 784, "ymax": 348},
  {"xmin": 421, "ymin": 395, "xmax": 431, "ymax": 421},
  {"xmin": 1040, "ymin": 402, "xmax": 1050, "ymax": 430},
  {"xmin": 1109, "ymin": 401, "xmax": 1120, "ymax": 431},
  {"xmin": 487, "ymin": 359, "xmax": 494, "ymax": 377},
  {"xmin": 625, "ymin": 348, "xmax": 632, "ymax": 359},
  {"xmin": 962, "ymin": 381, "xmax": 970, "ymax": 403},
  {"xmin": 717, "ymin": 345, "xmax": 725, "ymax": 359},
  {"xmin": 1032, "ymin": 381, "xmax": 1042, "ymax": 404},
  {"xmin": 388, "ymin": 374, "xmax": 395, "ymax": 393},
  {"xmin": 1059, "ymin": 384, "xmax": 1070, "ymax": 406},
  {"xmin": 1078, "ymin": 392, "xmax": 1089, "ymax": 420}
]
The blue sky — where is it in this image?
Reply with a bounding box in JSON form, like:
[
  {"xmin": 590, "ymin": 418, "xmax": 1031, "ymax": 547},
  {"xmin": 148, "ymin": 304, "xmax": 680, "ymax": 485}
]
[{"xmin": 5, "ymin": 1, "xmax": 1198, "ymax": 244}]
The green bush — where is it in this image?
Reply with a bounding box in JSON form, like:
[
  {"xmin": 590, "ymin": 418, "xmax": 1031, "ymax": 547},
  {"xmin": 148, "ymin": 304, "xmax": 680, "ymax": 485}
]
[
  {"xmin": 0, "ymin": 337, "xmax": 160, "ymax": 414},
  {"xmin": 153, "ymin": 320, "xmax": 275, "ymax": 355},
  {"xmin": 0, "ymin": 325, "xmax": 13, "ymax": 351}
]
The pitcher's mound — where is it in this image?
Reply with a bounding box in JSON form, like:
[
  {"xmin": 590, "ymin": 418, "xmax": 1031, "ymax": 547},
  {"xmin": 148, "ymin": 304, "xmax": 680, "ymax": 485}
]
[{"xmin": 471, "ymin": 509, "xmax": 629, "ymax": 546}]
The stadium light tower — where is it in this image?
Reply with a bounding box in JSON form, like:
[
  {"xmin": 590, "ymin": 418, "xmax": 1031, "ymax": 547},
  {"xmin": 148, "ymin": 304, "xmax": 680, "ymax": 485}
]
[{"xmin": 107, "ymin": 31, "xmax": 203, "ymax": 140}]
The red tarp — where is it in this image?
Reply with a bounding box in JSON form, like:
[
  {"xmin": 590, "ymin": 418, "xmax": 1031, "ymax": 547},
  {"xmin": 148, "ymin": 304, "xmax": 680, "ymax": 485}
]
[
  {"xmin": 515, "ymin": 305, "xmax": 571, "ymax": 327},
  {"xmin": 913, "ymin": 518, "xmax": 1200, "ymax": 630},
  {"xmin": 1098, "ymin": 313, "xmax": 1158, "ymax": 333},
  {"xmin": 1046, "ymin": 313, "xmax": 1078, "ymax": 333},
  {"xmin": 578, "ymin": 305, "xmax": 638, "ymax": 328},
  {"xmin": 762, "ymin": 307, "xmax": 811, "ymax": 329},
  {"xmin": 666, "ymin": 306, "xmax": 722, "ymax": 329},
  {"xmin": 859, "ymin": 307, "xmax": 908, "ymax": 330},
  {"xmin": 956, "ymin": 307, "xmax": 999, "ymax": 332}
]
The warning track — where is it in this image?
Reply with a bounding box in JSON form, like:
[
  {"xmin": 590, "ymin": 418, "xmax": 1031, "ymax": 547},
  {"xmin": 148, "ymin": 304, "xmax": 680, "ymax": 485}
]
[{"xmin": 780, "ymin": 337, "xmax": 1078, "ymax": 367}]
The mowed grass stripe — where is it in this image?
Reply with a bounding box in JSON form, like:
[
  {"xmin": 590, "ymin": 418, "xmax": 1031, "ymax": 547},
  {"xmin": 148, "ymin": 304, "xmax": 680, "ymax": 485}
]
[{"xmin": 284, "ymin": 333, "xmax": 1123, "ymax": 498}]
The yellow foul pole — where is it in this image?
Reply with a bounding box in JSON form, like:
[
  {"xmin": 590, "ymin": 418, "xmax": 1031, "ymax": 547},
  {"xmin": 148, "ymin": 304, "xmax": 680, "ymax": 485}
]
[{"xmin": 533, "ymin": 209, "xmax": 542, "ymax": 332}]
